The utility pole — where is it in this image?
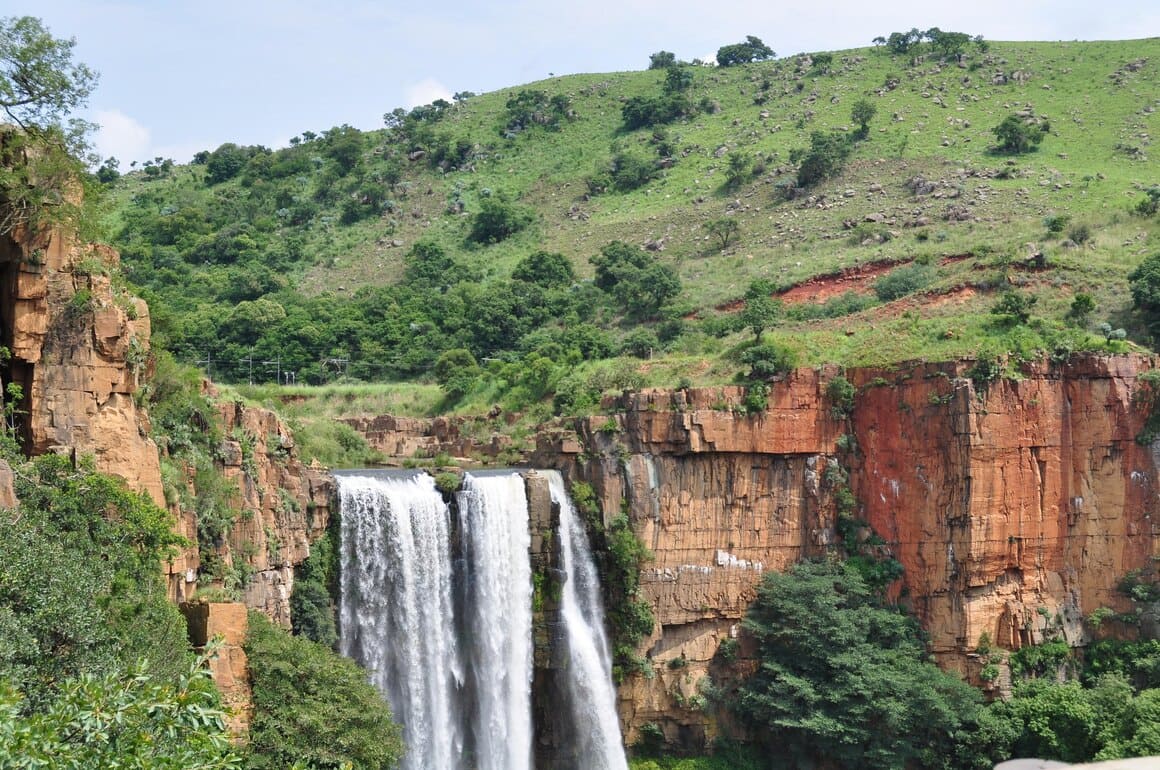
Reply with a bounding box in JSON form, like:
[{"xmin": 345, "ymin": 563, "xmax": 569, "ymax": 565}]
[
  {"xmin": 239, "ymin": 351, "xmax": 254, "ymax": 385},
  {"xmin": 196, "ymin": 350, "xmax": 213, "ymax": 379},
  {"xmin": 262, "ymin": 356, "xmax": 281, "ymax": 385}
]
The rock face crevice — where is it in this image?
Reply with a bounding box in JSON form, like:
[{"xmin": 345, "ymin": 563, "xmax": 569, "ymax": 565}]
[{"xmin": 533, "ymin": 356, "xmax": 1160, "ymax": 749}]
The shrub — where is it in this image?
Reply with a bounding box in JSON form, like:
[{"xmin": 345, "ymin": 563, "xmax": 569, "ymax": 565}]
[
  {"xmin": 794, "ymin": 130, "xmax": 852, "ymax": 187},
  {"xmin": 740, "ymin": 342, "xmax": 797, "ymax": 381},
  {"xmin": 716, "ymin": 35, "xmax": 774, "ymax": 67},
  {"xmin": 245, "ymin": 612, "xmax": 404, "ymax": 769},
  {"xmin": 467, "ymin": 197, "xmax": 533, "ymax": 244},
  {"xmin": 874, "ymin": 263, "xmax": 934, "ymax": 301},
  {"xmin": 992, "ymin": 114, "xmax": 1049, "ymax": 153}
]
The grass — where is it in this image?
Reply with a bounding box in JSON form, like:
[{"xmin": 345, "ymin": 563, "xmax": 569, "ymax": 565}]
[{"xmin": 106, "ymin": 38, "xmax": 1160, "ymax": 400}]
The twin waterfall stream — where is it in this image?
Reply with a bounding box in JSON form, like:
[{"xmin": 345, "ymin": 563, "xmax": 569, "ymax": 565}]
[{"xmin": 336, "ymin": 470, "xmax": 628, "ymax": 770}]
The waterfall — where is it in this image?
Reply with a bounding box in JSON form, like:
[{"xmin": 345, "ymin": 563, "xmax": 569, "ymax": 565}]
[
  {"xmin": 336, "ymin": 468, "xmax": 624, "ymax": 769},
  {"xmin": 547, "ymin": 471, "xmax": 629, "ymax": 770},
  {"xmin": 457, "ymin": 471, "xmax": 534, "ymax": 770},
  {"xmin": 336, "ymin": 473, "xmax": 463, "ymax": 770}
]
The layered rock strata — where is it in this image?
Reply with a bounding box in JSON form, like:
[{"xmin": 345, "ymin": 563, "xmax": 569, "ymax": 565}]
[
  {"xmin": 533, "ymin": 356, "xmax": 1160, "ymax": 749},
  {"xmin": 0, "ymin": 223, "xmax": 163, "ymax": 505}
]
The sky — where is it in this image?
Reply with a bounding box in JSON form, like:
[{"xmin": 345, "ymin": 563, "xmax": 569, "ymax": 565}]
[{"xmin": 16, "ymin": 0, "xmax": 1160, "ymax": 166}]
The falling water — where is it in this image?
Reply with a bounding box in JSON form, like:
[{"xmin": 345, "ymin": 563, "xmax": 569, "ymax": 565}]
[
  {"xmin": 337, "ymin": 468, "xmax": 624, "ymax": 769},
  {"xmin": 457, "ymin": 471, "xmax": 534, "ymax": 770},
  {"xmin": 547, "ymin": 471, "xmax": 630, "ymax": 770},
  {"xmin": 336, "ymin": 472, "xmax": 463, "ymax": 770}
]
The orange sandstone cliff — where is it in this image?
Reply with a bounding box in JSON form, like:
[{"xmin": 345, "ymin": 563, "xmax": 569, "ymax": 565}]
[{"xmin": 533, "ymin": 355, "xmax": 1160, "ymax": 749}]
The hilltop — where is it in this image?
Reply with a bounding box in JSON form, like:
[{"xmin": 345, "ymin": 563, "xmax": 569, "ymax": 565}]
[{"xmin": 105, "ymin": 36, "xmax": 1160, "ymax": 419}]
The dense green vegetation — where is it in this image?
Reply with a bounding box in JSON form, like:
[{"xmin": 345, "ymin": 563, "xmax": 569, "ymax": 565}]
[
  {"xmin": 244, "ymin": 612, "xmax": 403, "ymax": 769},
  {"xmin": 98, "ymin": 34, "xmax": 1158, "ymax": 423},
  {"xmin": 0, "ymin": 451, "xmax": 239, "ymax": 767}
]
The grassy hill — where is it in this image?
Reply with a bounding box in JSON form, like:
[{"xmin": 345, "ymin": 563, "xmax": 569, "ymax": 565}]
[{"xmin": 105, "ymin": 37, "xmax": 1160, "ymax": 420}]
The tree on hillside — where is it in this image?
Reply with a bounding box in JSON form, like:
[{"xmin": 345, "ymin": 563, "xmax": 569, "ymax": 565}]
[
  {"xmin": 794, "ymin": 130, "xmax": 852, "ymax": 187},
  {"xmin": 590, "ymin": 240, "xmax": 681, "ymax": 318},
  {"xmin": 741, "ymin": 279, "xmax": 780, "ymax": 341},
  {"xmin": 0, "ymin": 16, "xmax": 98, "ymax": 236},
  {"xmin": 1129, "ymin": 252, "xmax": 1160, "ymax": 336},
  {"xmin": 704, "ymin": 217, "xmax": 740, "ymax": 249},
  {"xmin": 716, "ymin": 36, "xmax": 775, "ymax": 67},
  {"xmin": 851, "ymin": 98, "xmax": 877, "ymax": 137},
  {"xmin": 648, "ymin": 50, "xmax": 677, "ymax": 70},
  {"xmin": 992, "ymin": 114, "xmax": 1049, "ymax": 154}
]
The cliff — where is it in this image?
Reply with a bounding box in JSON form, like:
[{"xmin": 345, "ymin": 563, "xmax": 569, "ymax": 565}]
[
  {"xmin": 0, "ymin": 221, "xmax": 164, "ymax": 504},
  {"xmin": 533, "ymin": 355, "xmax": 1160, "ymax": 749}
]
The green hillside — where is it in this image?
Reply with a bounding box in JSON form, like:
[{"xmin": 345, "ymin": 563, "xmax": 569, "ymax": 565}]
[{"xmin": 106, "ymin": 36, "xmax": 1160, "ymax": 414}]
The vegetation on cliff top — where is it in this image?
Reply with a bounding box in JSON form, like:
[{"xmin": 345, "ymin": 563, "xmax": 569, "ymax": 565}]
[{"xmin": 100, "ymin": 35, "xmax": 1158, "ymax": 421}]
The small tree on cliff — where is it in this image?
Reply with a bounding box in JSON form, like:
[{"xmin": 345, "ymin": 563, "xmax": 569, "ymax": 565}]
[{"xmin": 0, "ymin": 16, "xmax": 99, "ymax": 236}]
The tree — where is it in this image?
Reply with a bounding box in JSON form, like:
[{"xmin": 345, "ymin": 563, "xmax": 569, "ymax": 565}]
[
  {"xmin": 0, "ymin": 17, "xmax": 98, "ymax": 236},
  {"xmin": 0, "ymin": 656, "xmax": 240, "ymax": 769},
  {"xmin": 736, "ymin": 559, "xmax": 1011, "ymax": 770},
  {"xmin": 716, "ymin": 35, "xmax": 775, "ymax": 67},
  {"xmin": 0, "ymin": 16, "xmax": 96, "ymax": 133},
  {"xmin": 741, "ymin": 280, "xmax": 780, "ymax": 341},
  {"xmin": 992, "ymin": 114, "xmax": 1049, "ymax": 153},
  {"xmin": 704, "ymin": 217, "xmax": 741, "ymax": 249},
  {"xmin": 1129, "ymin": 252, "xmax": 1160, "ymax": 336},
  {"xmin": 590, "ymin": 240, "xmax": 681, "ymax": 318},
  {"xmin": 648, "ymin": 50, "xmax": 677, "ymax": 70},
  {"xmin": 245, "ymin": 613, "xmax": 404, "ymax": 770},
  {"xmin": 851, "ymin": 98, "xmax": 877, "ymax": 136},
  {"xmin": 723, "ymin": 151, "xmax": 751, "ymax": 189},
  {"xmin": 991, "ymin": 290, "xmax": 1037, "ymax": 325},
  {"xmin": 794, "ymin": 130, "xmax": 852, "ymax": 187},
  {"xmin": 512, "ymin": 250, "xmax": 575, "ymax": 289},
  {"xmin": 467, "ymin": 196, "xmax": 534, "ymax": 244}
]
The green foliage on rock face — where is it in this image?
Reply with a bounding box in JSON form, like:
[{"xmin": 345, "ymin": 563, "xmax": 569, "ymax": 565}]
[
  {"xmin": 2, "ymin": 454, "xmax": 190, "ymax": 709},
  {"xmin": 290, "ymin": 529, "xmax": 339, "ymax": 648},
  {"xmin": 735, "ymin": 559, "xmax": 1012, "ymax": 770},
  {"xmin": 245, "ymin": 611, "xmax": 404, "ymax": 769},
  {"xmin": 994, "ymin": 675, "xmax": 1160, "ymax": 763}
]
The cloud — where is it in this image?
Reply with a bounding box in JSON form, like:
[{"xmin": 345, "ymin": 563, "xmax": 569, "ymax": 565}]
[
  {"xmin": 93, "ymin": 109, "xmax": 151, "ymax": 164},
  {"xmin": 404, "ymin": 78, "xmax": 453, "ymax": 109}
]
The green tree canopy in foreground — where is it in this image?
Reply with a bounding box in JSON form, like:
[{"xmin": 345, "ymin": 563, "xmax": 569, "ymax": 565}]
[{"xmin": 736, "ymin": 559, "xmax": 1012, "ymax": 769}]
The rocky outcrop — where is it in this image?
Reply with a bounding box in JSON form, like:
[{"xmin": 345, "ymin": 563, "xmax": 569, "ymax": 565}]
[
  {"xmin": 0, "ymin": 223, "xmax": 163, "ymax": 505},
  {"xmin": 343, "ymin": 412, "xmax": 517, "ymax": 463},
  {"xmin": 534, "ymin": 355, "xmax": 1160, "ymax": 750},
  {"xmin": 182, "ymin": 601, "xmax": 251, "ymax": 738},
  {"xmin": 166, "ymin": 394, "xmax": 335, "ymax": 622}
]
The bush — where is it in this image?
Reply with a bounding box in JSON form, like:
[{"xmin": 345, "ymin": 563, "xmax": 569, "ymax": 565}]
[
  {"xmin": 874, "ymin": 263, "xmax": 934, "ymax": 301},
  {"xmin": 740, "ymin": 342, "xmax": 797, "ymax": 381},
  {"xmin": 245, "ymin": 612, "xmax": 404, "ymax": 769},
  {"xmin": 467, "ymin": 197, "xmax": 534, "ymax": 244},
  {"xmin": 992, "ymin": 114, "xmax": 1049, "ymax": 153},
  {"xmin": 794, "ymin": 130, "xmax": 852, "ymax": 187},
  {"xmin": 736, "ymin": 559, "xmax": 1010, "ymax": 770},
  {"xmin": 716, "ymin": 35, "xmax": 774, "ymax": 67}
]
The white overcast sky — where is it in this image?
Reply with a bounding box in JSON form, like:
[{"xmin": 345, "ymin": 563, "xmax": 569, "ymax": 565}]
[{"xmin": 17, "ymin": 0, "xmax": 1160, "ymax": 165}]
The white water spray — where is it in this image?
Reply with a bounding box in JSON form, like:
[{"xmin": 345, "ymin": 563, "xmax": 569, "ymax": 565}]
[
  {"xmin": 548, "ymin": 471, "xmax": 630, "ymax": 770},
  {"xmin": 457, "ymin": 471, "xmax": 534, "ymax": 770},
  {"xmin": 336, "ymin": 473, "xmax": 463, "ymax": 770}
]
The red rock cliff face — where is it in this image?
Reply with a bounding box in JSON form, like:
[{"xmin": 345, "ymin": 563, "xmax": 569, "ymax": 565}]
[
  {"xmin": 536, "ymin": 355, "xmax": 1160, "ymax": 749},
  {"xmin": 0, "ymin": 221, "xmax": 332, "ymax": 626},
  {"xmin": 0, "ymin": 222, "xmax": 164, "ymax": 504}
]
